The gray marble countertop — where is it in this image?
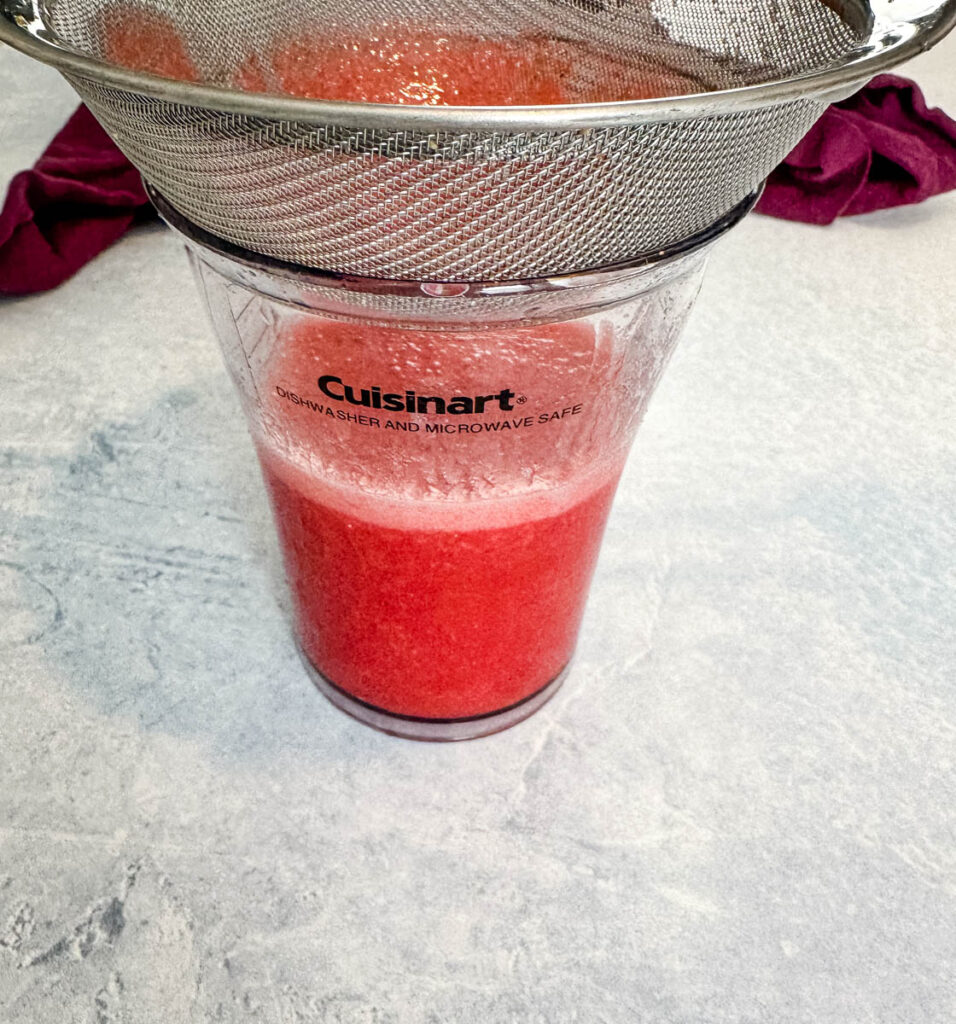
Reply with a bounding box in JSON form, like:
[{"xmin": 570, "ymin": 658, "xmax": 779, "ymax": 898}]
[{"xmin": 1, "ymin": 37, "xmax": 955, "ymax": 1024}]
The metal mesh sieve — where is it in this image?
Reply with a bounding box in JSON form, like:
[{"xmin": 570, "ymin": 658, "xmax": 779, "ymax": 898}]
[{"xmin": 3, "ymin": 0, "xmax": 955, "ymax": 278}]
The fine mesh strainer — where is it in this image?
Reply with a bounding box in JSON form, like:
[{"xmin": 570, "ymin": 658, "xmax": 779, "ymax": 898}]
[{"xmin": 2, "ymin": 0, "xmax": 955, "ymax": 279}]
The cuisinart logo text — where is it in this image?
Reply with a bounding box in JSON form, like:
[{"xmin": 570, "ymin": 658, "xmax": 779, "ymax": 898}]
[{"xmin": 318, "ymin": 375, "xmax": 517, "ymax": 415}]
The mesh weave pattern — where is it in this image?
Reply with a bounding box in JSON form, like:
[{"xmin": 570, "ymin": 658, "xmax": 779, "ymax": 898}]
[{"xmin": 41, "ymin": 0, "xmax": 872, "ymax": 277}]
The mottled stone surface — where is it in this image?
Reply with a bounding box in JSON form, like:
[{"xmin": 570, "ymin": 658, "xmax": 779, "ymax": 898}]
[{"xmin": 1, "ymin": 42, "xmax": 955, "ymax": 1024}]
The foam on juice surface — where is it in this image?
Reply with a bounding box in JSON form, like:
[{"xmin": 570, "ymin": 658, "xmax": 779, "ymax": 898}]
[{"xmin": 251, "ymin": 314, "xmax": 639, "ymax": 527}]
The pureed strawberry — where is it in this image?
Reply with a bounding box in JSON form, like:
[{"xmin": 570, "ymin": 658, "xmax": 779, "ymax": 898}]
[
  {"xmin": 235, "ymin": 31, "xmax": 697, "ymax": 104},
  {"xmin": 101, "ymin": 6, "xmax": 199, "ymax": 80},
  {"xmin": 99, "ymin": 7, "xmax": 698, "ymax": 104}
]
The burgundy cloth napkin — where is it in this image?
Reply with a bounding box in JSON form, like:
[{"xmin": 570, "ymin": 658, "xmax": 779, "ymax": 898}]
[
  {"xmin": 0, "ymin": 105, "xmax": 154, "ymax": 296},
  {"xmin": 757, "ymin": 74, "xmax": 956, "ymax": 224},
  {"xmin": 2, "ymin": 74, "xmax": 956, "ymax": 294}
]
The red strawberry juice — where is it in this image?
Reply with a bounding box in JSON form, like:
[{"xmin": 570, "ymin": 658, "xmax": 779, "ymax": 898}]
[
  {"xmin": 260, "ymin": 448, "xmax": 621, "ymax": 720},
  {"xmin": 252, "ymin": 313, "xmax": 636, "ymax": 721}
]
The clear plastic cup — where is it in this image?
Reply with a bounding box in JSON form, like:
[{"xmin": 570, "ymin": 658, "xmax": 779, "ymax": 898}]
[{"xmin": 154, "ymin": 189, "xmax": 754, "ymax": 740}]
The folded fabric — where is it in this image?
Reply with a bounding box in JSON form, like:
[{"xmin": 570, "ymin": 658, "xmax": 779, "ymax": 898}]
[
  {"xmin": 757, "ymin": 74, "xmax": 956, "ymax": 224},
  {"xmin": 0, "ymin": 104, "xmax": 154, "ymax": 296},
  {"xmin": 2, "ymin": 74, "xmax": 955, "ymax": 295}
]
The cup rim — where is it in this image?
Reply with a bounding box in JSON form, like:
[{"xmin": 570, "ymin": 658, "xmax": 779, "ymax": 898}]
[{"xmin": 149, "ymin": 183, "xmax": 760, "ymax": 298}]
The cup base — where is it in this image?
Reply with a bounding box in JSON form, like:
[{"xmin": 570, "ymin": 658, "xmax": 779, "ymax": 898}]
[{"xmin": 297, "ymin": 646, "xmax": 569, "ymax": 741}]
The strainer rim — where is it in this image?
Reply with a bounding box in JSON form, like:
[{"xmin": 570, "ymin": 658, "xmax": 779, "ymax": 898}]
[{"xmin": 2, "ymin": 0, "xmax": 956, "ymax": 129}]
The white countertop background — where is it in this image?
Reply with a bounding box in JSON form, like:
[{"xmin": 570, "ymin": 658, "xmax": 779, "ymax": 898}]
[{"xmin": 1, "ymin": 36, "xmax": 954, "ymax": 1023}]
